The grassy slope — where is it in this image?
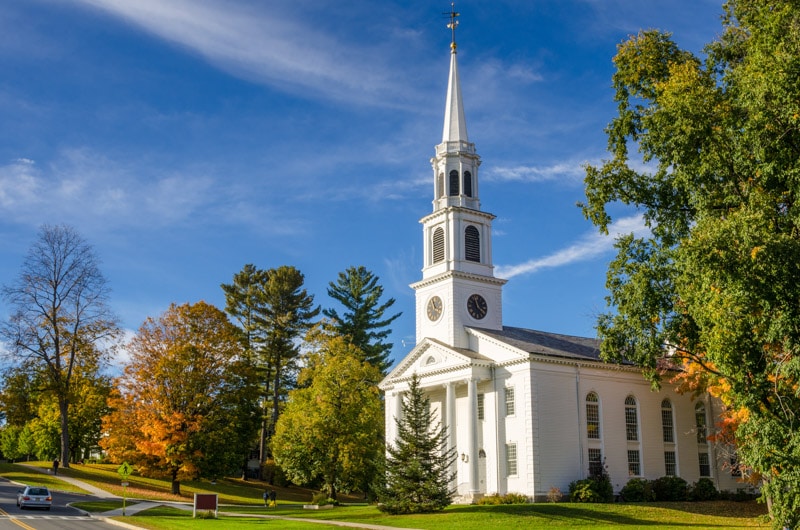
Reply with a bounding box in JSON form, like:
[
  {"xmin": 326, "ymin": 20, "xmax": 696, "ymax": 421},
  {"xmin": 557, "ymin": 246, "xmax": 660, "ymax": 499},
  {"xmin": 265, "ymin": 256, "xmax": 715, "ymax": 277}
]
[{"xmin": 1, "ymin": 462, "xmax": 770, "ymax": 529}]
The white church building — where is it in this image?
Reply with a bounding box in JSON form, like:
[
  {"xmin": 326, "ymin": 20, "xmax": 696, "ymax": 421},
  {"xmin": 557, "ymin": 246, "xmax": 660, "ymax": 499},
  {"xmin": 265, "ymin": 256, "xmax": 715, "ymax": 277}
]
[{"xmin": 379, "ymin": 17, "xmax": 742, "ymax": 503}]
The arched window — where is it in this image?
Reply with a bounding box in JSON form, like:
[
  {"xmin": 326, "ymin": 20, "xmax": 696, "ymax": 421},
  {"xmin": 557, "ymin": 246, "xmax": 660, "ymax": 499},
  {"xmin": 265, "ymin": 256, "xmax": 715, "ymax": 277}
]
[
  {"xmin": 586, "ymin": 392, "xmax": 600, "ymax": 439},
  {"xmin": 437, "ymin": 172, "xmax": 445, "ymax": 198},
  {"xmin": 695, "ymin": 402, "xmax": 708, "ymax": 444},
  {"xmin": 449, "ymin": 170, "xmax": 459, "ymax": 196},
  {"xmin": 465, "ymin": 226, "xmax": 480, "ymax": 262},
  {"xmin": 625, "ymin": 396, "xmax": 638, "ymax": 441},
  {"xmin": 661, "ymin": 399, "xmax": 674, "ymax": 443},
  {"xmin": 463, "ymin": 171, "xmax": 473, "ymax": 197},
  {"xmin": 432, "ymin": 227, "xmax": 445, "ymax": 263}
]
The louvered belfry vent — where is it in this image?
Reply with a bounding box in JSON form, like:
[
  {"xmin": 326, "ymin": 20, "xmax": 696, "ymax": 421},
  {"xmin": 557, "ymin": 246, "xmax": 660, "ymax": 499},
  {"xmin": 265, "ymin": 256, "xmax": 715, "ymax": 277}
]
[
  {"xmin": 464, "ymin": 171, "xmax": 472, "ymax": 197},
  {"xmin": 433, "ymin": 227, "xmax": 445, "ymax": 263},
  {"xmin": 449, "ymin": 170, "xmax": 459, "ymax": 196},
  {"xmin": 465, "ymin": 225, "xmax": 480, "ymax": 262}
]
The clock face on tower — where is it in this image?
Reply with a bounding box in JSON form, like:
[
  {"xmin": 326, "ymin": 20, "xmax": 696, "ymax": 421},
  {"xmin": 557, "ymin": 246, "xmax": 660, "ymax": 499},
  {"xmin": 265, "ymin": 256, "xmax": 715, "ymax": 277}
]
[
  {"xmin": 467, "ymin": 293, "xmax": 488, "ymax": 320},
  {"xmin": 427, "ymin": 295, "xmax": 443, "ymax": 321}
]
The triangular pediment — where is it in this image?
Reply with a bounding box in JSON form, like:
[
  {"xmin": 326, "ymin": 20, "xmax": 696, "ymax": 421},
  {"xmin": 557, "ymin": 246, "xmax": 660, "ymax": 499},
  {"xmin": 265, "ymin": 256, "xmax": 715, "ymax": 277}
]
[{"xmin": 379, "ymin": 338, "xmax": 493, "ymax": 391}]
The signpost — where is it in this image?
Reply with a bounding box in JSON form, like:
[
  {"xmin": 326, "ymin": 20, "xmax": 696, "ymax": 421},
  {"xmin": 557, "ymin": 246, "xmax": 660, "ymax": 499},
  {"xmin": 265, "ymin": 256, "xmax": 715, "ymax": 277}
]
[{"xmin": 117, "ymin": 462, "xmax": 133, "ymax": 516}]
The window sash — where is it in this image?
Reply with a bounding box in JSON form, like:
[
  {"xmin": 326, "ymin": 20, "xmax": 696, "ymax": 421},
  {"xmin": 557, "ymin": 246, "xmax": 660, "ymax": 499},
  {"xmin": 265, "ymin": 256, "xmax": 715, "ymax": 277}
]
[
  {"xmin": 506, "ymin": 443, "xmax": 518, "ymax": 476},
  {"xmin": 664, "ymin": 451, "xmax": 677, "ymax": 476},
  {"xmin": 627, "ymin": 450, "xmax": 641, "ymax": 476},
  {"xmin": 505, "ymin": 387, "xmax": 515, "ymax": 416}
]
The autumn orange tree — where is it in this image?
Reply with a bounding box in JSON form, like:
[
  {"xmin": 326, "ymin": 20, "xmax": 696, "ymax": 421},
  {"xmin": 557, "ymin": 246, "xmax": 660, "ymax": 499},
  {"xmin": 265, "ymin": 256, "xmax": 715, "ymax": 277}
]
[{"xmin": 102, "ymin": 301, "xmax": 259, "ymax": 495}]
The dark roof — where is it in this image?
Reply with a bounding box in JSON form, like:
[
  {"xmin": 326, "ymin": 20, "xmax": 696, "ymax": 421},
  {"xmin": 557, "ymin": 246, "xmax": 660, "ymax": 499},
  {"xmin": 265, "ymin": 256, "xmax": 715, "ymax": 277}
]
[{"xmin": 472, "ymin": 326, "xmax": 606, "ymax": 363}]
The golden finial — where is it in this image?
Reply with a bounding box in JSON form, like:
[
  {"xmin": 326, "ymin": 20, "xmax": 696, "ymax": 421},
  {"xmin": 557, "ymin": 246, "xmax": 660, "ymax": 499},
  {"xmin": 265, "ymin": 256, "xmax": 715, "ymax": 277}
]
[{"xmin": 445, "ymin": 2, "xmax": 459, "ymax": 51}]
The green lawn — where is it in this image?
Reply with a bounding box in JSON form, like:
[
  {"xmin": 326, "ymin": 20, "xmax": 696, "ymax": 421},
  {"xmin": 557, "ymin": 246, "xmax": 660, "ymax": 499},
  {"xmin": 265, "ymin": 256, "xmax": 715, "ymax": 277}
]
[
  {"xmin": 0, "ymin": 462, "xmax": 769, "ymax": 529},
  {"xmin": 116, "ymin": 501, "xmax": 769, "ymax": 530}
]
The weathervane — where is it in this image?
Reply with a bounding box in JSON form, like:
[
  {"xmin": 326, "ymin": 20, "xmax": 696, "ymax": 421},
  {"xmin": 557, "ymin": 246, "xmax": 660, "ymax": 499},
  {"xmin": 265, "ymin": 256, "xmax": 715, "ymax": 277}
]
[{"xmin": 445, "ymin": 2, "xmax": 459, "ymax": 51}]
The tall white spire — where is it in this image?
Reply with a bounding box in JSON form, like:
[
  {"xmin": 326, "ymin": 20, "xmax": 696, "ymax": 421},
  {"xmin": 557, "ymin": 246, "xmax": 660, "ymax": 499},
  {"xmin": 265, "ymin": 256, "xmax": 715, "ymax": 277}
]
[{"xmin": 442, "ymin": 7, "xmax": 468, "ymax": 143}]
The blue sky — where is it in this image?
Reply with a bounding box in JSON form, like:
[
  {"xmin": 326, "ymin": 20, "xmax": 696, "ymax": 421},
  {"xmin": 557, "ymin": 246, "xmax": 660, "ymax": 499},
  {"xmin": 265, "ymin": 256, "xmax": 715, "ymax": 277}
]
[{"xmin": 0, "ymin": 0, "xmax": 725, "ymax": 368}]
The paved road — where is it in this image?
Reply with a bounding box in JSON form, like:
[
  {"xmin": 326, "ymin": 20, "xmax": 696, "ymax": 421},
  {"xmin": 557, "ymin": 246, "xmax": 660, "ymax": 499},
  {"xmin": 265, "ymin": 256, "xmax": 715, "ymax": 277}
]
[{"xmin": 0, "ymin": 482, "xmax": 125, "ymax": 530}]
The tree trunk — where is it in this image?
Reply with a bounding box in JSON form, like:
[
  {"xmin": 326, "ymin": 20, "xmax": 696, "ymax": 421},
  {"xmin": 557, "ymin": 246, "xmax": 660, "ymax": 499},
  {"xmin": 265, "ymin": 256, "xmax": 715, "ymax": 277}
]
[
  {"xmin": 171, "ymin": 468, "xmax": 181, "ymax": 495},
  {"xmin": 58, "ymin": 397, "xmax": 71, "ymax": 469}
]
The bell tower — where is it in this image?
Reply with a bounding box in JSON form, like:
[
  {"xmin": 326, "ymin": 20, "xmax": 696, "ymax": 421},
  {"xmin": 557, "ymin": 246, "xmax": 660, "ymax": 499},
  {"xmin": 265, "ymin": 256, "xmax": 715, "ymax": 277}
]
[{"xmin": 412, "ymin": 6, "xmax": 506, "ymax": 349}]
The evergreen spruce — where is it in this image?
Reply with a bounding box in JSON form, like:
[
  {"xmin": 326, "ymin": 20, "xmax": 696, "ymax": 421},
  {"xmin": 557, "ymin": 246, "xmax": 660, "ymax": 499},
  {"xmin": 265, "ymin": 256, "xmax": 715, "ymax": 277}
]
[
  {"xmin": 323, "ymin": 266, "xmax": 401, "ymax": 376},
  {"xmin": 378, "ymin": 374, "xmax": 456, "ymax": 514}
]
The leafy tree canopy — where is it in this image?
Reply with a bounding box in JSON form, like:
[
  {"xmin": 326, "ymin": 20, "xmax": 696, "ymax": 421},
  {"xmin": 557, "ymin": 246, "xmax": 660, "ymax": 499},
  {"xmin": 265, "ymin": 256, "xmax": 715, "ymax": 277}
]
[
  {"xmin": 101, "ymin": 301, "xmax": 259, "ymax": 494},
  {"xmin": 1, "ymin": 224, "xmax": 120, "ymax": 467},
  {"xmin": 271, "ymin": 328, "xmax": 383, "ymax": 500},
  {"xmin": 582, "ymin": 1, "xmax": 800, "ymax": 526}
]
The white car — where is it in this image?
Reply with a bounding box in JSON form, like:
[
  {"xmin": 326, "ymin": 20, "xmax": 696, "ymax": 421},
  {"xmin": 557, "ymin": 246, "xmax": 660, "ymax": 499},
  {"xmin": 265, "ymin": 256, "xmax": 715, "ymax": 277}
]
[{"xmin": 16, "ymin": 486, "xmax": 52, "ymax": 510}]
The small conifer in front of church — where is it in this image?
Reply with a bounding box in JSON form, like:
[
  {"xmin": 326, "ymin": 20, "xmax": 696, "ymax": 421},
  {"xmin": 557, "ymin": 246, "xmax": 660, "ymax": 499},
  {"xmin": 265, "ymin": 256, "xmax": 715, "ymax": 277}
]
[{"xmin": 377, "ymin": 373, "xmax": 457, "ymax": 514}]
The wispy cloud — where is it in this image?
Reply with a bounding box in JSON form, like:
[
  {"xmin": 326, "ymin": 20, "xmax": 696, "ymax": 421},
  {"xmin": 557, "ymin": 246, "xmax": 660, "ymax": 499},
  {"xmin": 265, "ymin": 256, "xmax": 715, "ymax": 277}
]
[
  {"xmin": 0, "ymin": 149, "xmax": 221, "ymax": 229},
  {"xmin": 495, "ymin": 215, "xmax": 649, "ymax": 279},
  {"xmin": 69, "ymin": 0, "xmax": 425, "ymax": 107},
  {"xmin": 486, "ymin": 160, "xmax": 591, "ymax": 185}
]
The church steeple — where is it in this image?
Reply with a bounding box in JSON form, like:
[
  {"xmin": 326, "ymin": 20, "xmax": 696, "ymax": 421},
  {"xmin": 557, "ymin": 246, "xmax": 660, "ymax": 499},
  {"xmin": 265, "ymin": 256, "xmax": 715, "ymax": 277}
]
[
  {"xmin": 412, "ymin": 5, "xmax": 506, "ymax": 349},
  {"xmin": 442, "ymin": 7, "xmax": 468, "ymax": 144}
]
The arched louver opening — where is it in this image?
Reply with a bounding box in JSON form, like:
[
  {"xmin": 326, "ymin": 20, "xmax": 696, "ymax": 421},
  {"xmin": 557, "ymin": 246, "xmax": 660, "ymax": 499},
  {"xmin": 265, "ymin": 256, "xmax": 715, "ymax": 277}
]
[
  {"xmin": 449, "ymin": 170, "xmax": 459, "ymax": 196},
  {"xmin": 437, "ymin": 172, "xmax": 445, "ymax": 198},
  {"xmin": 432, "ymin": 227, "xmax": 445, "ymax": 263},
  {"xmin": 465, "ymin": 225, "xmax": 480, "ymax": 262},
  {"xmin": 463, "ymin": 171, "xmax": 472, "ymax": 197}
]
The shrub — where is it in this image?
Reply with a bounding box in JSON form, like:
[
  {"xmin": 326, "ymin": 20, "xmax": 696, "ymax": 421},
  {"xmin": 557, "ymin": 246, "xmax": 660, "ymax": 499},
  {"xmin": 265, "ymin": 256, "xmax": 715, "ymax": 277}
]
[
  {"xmin": 651, "ymin": 476, "xmax": 689, "ymax": 501},
  {"xmin": 690, "ymin": 478, "xmax": 718, "ymax": 501},
  {"xmin": 310, "ymin": 493, "xmax": 337, "ymax": 506},
  {"xmin": 569, "ymin": 477, "xmax": 613, "ymax": 503},
  {"xmin": 501, "ymin": 492, "xmax": 529, "ymax": 504},
  {"xmin": 547, "ymin": 486, "xmax": 563, "ymax": 503},
  {"xmin": 476, "ymin": 493, "xmax": 502, "ymax": 505},
  {"xmin": 477, "ymin": 492, "xmax": 528, "ymax": 505},
  {"xmin": 619, "ymin": 478, "xmax": 654, "ymax": 502}
]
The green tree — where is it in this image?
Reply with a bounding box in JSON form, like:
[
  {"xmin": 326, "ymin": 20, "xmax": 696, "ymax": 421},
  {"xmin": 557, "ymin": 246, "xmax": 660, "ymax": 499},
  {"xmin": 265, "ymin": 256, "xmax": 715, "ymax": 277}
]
[
  {"xmin": 221, "ymin": 265, "xmax": 319, "ymax": 479},
  {"xmin": 377, "ymin": 373, "xmax": 456, "ymax": 514},
  {"xmin": 271, "ymin": 330, "xmax": 383, "ymax": 501},
  {"xmin": 323, "ymin": 266, "xmax": 401, "ymax": 375},
  {"xmin": 0, "ymin": 225, "xmax": 120, "ymax": 469},
  {"xmin": 581, "ymin": 2, "xmax": 800, "ymax": 527},
  {"xmin": 101, "ymin": 301, "xmax": 259, "ymax": 495}
]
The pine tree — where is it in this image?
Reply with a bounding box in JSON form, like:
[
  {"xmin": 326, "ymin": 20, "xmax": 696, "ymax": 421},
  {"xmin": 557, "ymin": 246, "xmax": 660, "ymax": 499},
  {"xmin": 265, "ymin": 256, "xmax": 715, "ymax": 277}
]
[
  {"xmin": 324, "ymin": 266, "xmax": 401, "ymax": 376},
  {"xmin": 378, "ymin": 374, "xmax": 456, "ymax": 514}
]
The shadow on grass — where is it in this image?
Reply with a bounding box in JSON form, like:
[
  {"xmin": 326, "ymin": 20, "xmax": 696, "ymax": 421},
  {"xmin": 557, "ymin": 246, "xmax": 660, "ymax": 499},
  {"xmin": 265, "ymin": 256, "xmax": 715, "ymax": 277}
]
[{"xmin": 448, "ymin": 502, "xmax": 765, "ymax": 527}]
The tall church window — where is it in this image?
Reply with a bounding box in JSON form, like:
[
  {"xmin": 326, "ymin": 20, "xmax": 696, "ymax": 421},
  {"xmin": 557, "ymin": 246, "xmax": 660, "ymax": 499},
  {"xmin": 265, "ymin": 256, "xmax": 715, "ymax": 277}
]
[
  {"xmin": 661, "ymin": 399, "xmax": 675, "ymax": 443},
  {"xmin": 586, "ymin": 392, "xmax": 600, "ymax": 439},
  {"xmin": 699, "ymin": 452, "xmax": 711, "ymax": 477},
  {"xmin": 506, "ymin": 443, "xmax": 518, "ymax": 476},
  {"xmin": 432, "ymin": 227, "xmax": 445, "ymax": 264},
  {"xmin": 627, "ymin": 450, "xmax": 641, "ymax": 476},
  {"xmin": 664, "ymin": 451, "xmax": 677, "ymax": 476},
  {"xmin": 463, "ymin": 171, "xmax": 473, "ymax": 197},
  {"xmin": 695, "ymin": 402, "xmax": 708, "ymax": 443},
  {"xmin": 588, "ymin": 448, "xmax": 603, "ymax": 476},
  {"xmin": 465, "ymin": 226, "xmax": 480, "ymax": 262},
  {"xmin": 504, "ymin": 387, "xmax": 515, "ymax": 416},
  {"xmin": 625, "ymin": 395, "xmax": 638, "ymax": 441},
  {"xmin": 437, "ymin": 172, "xmax": 445, "ymax": 198},
  {"xmin": 449, "ymin": 170, "xmax": 459, "ymax": 196},
  {"xmin": 477, "ymin": 393, "xmax": 485, "ymax": 420}
]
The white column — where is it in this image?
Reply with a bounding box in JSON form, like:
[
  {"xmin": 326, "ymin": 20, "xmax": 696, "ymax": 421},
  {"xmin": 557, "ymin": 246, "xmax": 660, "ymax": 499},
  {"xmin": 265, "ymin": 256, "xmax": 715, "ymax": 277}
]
[
  {"xmin": 467, "ymin": 378, "xmax": 479, "ymax": 494},
  {"xmin": 392, "ymin": 391, "xmax": 403, "ymax": 445},
  {"xmin": 445, "ymin": 382, "xmax": 457, "ymax": 489}
]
